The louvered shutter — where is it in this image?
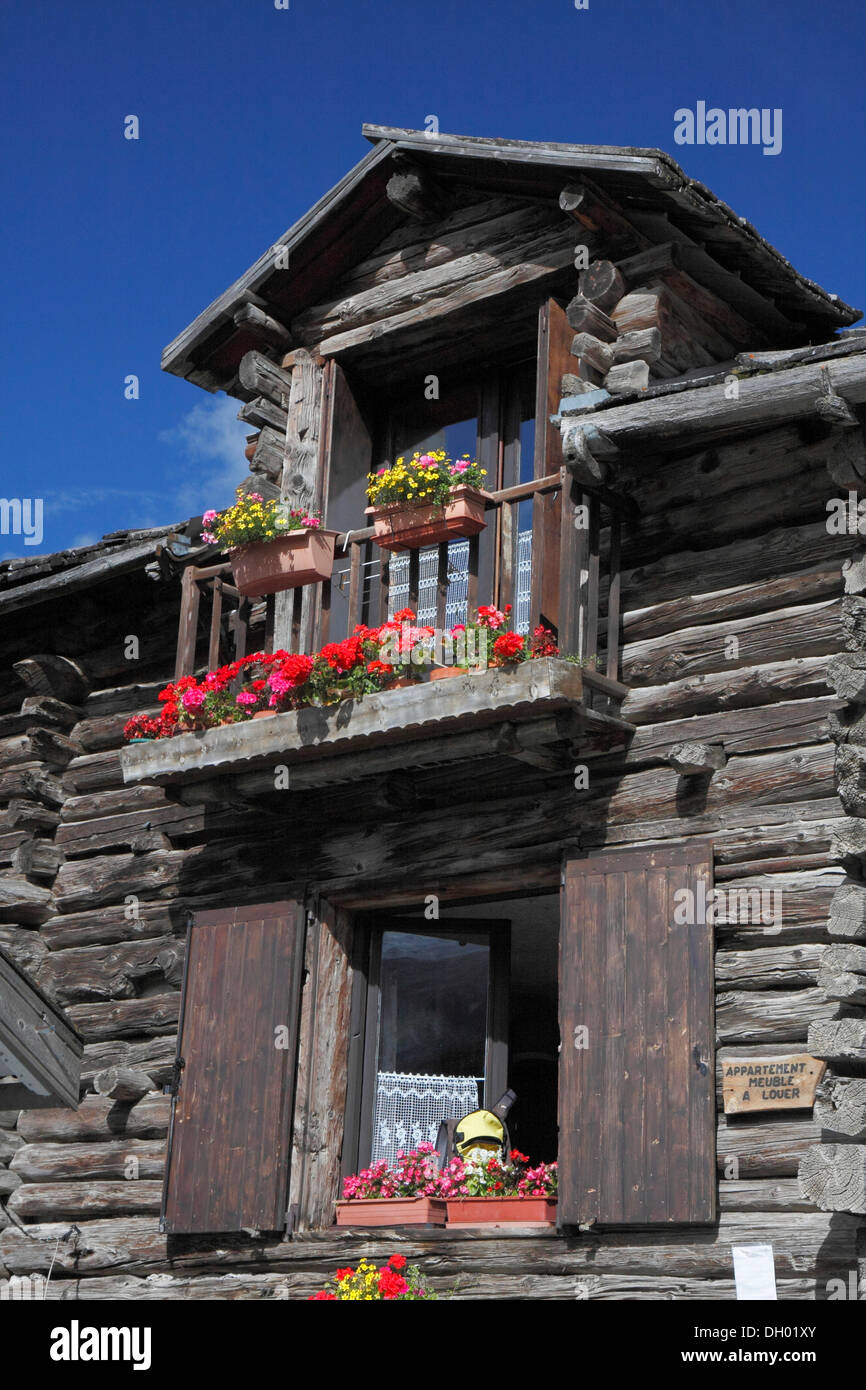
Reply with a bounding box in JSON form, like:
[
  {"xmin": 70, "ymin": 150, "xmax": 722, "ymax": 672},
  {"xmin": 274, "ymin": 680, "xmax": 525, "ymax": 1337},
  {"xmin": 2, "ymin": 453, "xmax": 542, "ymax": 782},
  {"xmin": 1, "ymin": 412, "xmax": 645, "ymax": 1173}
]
[
  {"xmin": 162, "ymin": 901, "xmax": 305, "ymax": 1234},
  {"xmin": 559, "ymin": 843, "xmax": 716, "ymax": 1226}
]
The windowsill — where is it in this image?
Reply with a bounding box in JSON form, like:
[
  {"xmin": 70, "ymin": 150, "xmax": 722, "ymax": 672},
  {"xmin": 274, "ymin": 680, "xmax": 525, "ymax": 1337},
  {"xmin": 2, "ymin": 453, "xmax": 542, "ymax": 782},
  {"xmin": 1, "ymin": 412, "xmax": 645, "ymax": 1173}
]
[{"xmin": 120, "ymin": 658, "xmax": 633, "ymax": 791}]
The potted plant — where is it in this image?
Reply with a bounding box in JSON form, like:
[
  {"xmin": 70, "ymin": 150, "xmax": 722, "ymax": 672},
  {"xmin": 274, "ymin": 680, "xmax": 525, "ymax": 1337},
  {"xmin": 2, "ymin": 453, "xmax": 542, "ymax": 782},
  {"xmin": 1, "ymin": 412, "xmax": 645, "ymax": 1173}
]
[
  {"xmin": 122, "ymin": 715, "xmax": 161, "ymax": 743},
  {"xmin": 309, "ymin": 1253, "xmax": 438, "ymax": 1301},
  {"xmin": 439, "ymin": 1150, "xmax": 558, "ymax": 1225},
  {"xmin": 365, "ymin": 451, "xmax": 490, "ymax": 552},
  {"xmin": 336, "ymin": 1144, "xmax": 447, "ymax": 1227},
  {"xmin": 202, "ymin": 489, "xmax": 335, "ymax": 598}
]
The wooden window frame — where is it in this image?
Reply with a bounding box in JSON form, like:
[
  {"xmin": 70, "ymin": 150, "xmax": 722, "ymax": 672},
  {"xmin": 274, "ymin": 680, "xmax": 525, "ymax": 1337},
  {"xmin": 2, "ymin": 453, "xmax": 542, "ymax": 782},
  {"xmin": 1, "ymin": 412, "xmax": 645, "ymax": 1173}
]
[{"xmin": 345, "ymin": 915, "xmax": 510, "ymax": 1176}]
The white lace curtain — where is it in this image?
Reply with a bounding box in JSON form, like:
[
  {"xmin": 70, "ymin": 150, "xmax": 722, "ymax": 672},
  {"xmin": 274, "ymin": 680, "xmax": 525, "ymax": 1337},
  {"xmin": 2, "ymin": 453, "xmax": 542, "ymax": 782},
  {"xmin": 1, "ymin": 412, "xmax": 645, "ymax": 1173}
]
[{"xmin": 371, "ymin": 1071, "xmax": 482, "ymax": 1167}]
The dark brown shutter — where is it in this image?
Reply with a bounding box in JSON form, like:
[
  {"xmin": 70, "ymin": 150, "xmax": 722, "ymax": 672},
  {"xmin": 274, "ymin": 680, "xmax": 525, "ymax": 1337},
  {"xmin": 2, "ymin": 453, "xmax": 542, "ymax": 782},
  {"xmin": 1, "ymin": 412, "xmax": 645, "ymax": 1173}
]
[
  {"xmin": 531, "ymin": 297, "xmax": 572, "ymax": 631},
  {"xmin": 559, "ymin": 843, "xmax": 716, "ymax": 1227},
  {"xmin": 162, "ymin": 900, "xmax": 306, "ymax": 1234}
]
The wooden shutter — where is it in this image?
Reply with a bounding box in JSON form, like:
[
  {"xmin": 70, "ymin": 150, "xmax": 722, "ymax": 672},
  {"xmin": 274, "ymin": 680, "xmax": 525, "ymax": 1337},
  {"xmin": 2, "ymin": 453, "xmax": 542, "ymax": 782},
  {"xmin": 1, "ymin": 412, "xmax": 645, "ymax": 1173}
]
[
  {"xmin": 162, "ymin": 901, "xmax": 306, "ymax": 1234},
  {"xmin": 559, "ymin": 843, "xmax": 716, "ymax": 1227},
  {"xmin": 531, "ymin": 298, "xmax": 573, "ymax": 631}
]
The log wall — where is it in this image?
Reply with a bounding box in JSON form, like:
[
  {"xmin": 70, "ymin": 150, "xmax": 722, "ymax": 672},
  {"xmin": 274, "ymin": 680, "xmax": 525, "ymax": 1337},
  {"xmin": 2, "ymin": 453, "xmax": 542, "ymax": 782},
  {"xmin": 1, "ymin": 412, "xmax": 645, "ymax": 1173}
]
[{"xmin": 1, "ymin": 395, "xmax": 865, "ymax": 1293}]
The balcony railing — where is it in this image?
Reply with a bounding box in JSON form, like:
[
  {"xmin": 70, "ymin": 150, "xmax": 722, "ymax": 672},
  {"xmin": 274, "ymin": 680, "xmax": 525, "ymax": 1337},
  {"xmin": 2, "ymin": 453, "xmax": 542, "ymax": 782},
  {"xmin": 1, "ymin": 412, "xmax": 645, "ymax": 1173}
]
[{"xmin": 173, "ymin": 466, "xmax": 630, "ymax": 709}]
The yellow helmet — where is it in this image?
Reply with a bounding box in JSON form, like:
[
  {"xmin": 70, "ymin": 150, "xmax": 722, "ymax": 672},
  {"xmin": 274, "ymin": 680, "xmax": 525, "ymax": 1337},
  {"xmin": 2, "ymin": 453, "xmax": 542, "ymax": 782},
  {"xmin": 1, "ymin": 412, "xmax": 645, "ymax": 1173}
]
[{"xmin": 453, "ymin": 1109, "xmax": 506, "ymax": 1159}]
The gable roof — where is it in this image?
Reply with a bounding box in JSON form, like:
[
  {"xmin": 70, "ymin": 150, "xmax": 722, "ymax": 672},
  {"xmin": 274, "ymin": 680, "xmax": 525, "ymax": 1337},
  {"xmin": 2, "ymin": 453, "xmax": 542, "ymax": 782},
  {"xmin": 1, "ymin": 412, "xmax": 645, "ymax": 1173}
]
[{"xmin": 162, "ymin": 126, "xmax": 860, "ymax": 396}]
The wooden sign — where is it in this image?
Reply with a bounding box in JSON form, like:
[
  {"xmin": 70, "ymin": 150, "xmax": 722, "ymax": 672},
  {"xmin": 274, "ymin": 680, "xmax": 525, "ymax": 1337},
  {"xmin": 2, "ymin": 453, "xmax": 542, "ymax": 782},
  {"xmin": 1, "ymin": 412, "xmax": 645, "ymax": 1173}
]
[{"xmin": 722, "ymin": 1055, "xmax": 826, "ymax": 1115}]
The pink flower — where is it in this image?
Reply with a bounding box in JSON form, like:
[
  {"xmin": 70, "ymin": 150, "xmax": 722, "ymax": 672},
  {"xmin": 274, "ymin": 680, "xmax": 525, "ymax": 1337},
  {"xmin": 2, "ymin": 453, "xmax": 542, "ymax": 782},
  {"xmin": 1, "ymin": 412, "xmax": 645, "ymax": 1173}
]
[
  {"xmin": 236, "ymin": 691, "xmax": 257, "ymax": 706},
  {"xmin": 181, "ymin": 688, "xmax": 206, "ymax": 711}
]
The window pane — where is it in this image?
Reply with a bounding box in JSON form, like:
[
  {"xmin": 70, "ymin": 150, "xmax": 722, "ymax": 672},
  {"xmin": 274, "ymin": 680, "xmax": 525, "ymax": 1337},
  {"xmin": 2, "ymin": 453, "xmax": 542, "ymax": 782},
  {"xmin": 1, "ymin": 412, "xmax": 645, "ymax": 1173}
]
[{"xmin": 371, "ymin": 931, "xmax": 489, "ymax": 1165}]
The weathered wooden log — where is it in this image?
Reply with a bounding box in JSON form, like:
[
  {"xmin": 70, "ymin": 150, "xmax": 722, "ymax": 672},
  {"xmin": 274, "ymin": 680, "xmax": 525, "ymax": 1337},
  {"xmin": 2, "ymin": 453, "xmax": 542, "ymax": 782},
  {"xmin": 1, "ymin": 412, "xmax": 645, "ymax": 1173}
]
[
  {"xmin": 11, "ymin": 1138, "xmax": 164, "ymax": 1183},
  {"xmin": 15, "ymin": 697, "xmax": 80, "ymax": 732},
  {"xmin": 565, "ymin": 295, "xmax": 617, "ymax": 341},
  {"xmin": 625, "ymin": 566, "xmax": 841, "ymax": 645},
  {"xmin": 0, "ymin": 1168, "xmax": 21, "ymax": 1196},
  {"xmin": 831, "ymin": 819, "xmax": 866, "ymax": 867},
  {"xmin": 37, "ymin": 937, "xmax": 185, "ymax": 1007},
  {"xmin": 16, "ymin": 1094, "xmax": 169, "ymax": 1144},
  {"xmin": 807, "ymin": 1018, "xmax": 866, "ymax": 1066},
  {"xmin": 251, "ymin": 426, "xmax": 285, "ymax": 485},
  {"xmin": 237, "ymin": 394, "xmax": 289, "ymax": 434},
  {"xmin": 82, "ymin": 681, "xmax": 169, "ymax": 721},
  {"xmin": 824, "ymin": 428, "xmax": 866, "ymax": 490},
  {"xmin": 716, "ymin": 1116, "xmax": 821, "ymax": 1177},
  {"xmin": 666, "ymin": 742, "xmax": 726, "ymax": 776},
  {"xmin": 798, "ymin": 1144, "xmax": 866, "ymax": 1213},
  {"xmin": 0, "ymin": 764, "xmax": 67, "ymax": 807},
  {"xmin": 604, "ymin": 360, "xmax": 650, "ymax": 395},
  {"xmin": 82, "ymin": 1038, "xmax": 177, "ymax": 1091},
  {"xmin": 0, "ymin": 1131, "xmax": 23, "ymax": 1162},
  {"xmin": 11, "ymin": 838, "xmax": 63, "ymax": 880},
  {"xmin": 65, "ymin": 995, "xmax": 180, "ymax": 1042},
  {"xmin": 41, "ymin": 901, "xmax": 186, "ymax": 952},
  {"xmin": 715, "ymin": 988, "xmax": 846, "ymax": 1045},
  {"xmin": 0, "ymin": 730, "xmax": 78, "ymax": 770},
  {"xmin": 623, "ymin": 600, "xmax": 841, "ymax": 688},
  {"xmin": 232, "ymin": 301, "xmax": 291, "ymax": 348},
  {"xmin": 8, "ymin": 1180, "xmax": 162, "ymax": 1220},
  {"xmin": 0, "ymin": 925, "xmax": 49, "ymax": 976},
  {"xmin": 569, "ymin": 332, "xmax": 613, "ymax": 374},
  {"xmin": 814, "ymin": 1077, "xmax": 866, "ymax": 1139},
  {"xmin": 0, "ymin": 876, "xmax": 54, "ymax": 925},
  {"xmin": 622, "ymin": 656, "xmax": 831, "ymax": 726},
  {"xmin": 613, "ymin": 327, "xmax": 662, "ymax": 365},
  {"xmin": 12, "ymin": 656, "xmax": 90, "ymax": 704},
  {"xmin": 5, "ymin": 799, "xmax": 60, "ymax": 832},
  {"xmin": 828, "ymin": 881, "xmax": 866, "ymax": 941},
  {"xmin": 385, "ymin": 164, "xmax": 449, "ymax": 221},
  {"xmin": 92, "ymin": 1068, "xmax": 156, "ymax": 1103},
  {"xmin": 602, "ymin": 698, "xmax": 839, "ymax": 771},
  {"xmin": 816, "ymin": 943, "xmax": 866, "ymax": 1004},
  {"xmin": 237, "ymin": 350, "xmax": 293, "ymax": 407},
  {"xmin": 62, "ymin": 750, "xmax": 123, "ymax": 794},
  {"xmin": 841, "ymin": 594, "xmax": 866, "ymax": 651},
  {"xmin": 842, "ymin": 549, "xmax": 866, "ymax": 595},
  {"xmin": 1, "ymin": 1209, "xmax": 855, "ymax": 1280},
  {"xmin": 55, "ymin": 802, "xmax": 210, "ymax": 858},
  {"xmin": 60, "ymin": 784, "xmax": 168, "ymax": 824},
  {"xmin": 715, "ymin": 945, "xmax": 823, "ymax": 993},
  {"xmin": 578, "ymin": 259, "xmax": 625, "ymax": 313}
]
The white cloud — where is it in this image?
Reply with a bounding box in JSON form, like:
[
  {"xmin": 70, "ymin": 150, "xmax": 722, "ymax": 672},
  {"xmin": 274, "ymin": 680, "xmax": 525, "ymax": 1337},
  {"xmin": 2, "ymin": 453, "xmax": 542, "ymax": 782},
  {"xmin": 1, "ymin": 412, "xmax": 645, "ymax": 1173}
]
[{"xmin": 160, "ymin": 396, "xmax": 253, "ymax": 517}]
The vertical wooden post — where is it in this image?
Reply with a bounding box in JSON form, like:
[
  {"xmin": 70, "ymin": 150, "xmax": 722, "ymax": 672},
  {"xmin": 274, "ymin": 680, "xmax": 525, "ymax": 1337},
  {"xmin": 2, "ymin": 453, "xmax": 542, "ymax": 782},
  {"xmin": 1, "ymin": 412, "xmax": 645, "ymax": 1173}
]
[
  {"xmin": 466, "ymin": 533, "xmax": 480, "ymax": 617},
  {"xmin": 208, "ymin": 579, "xmax": 223, "ymax": 671},
  {"xmin": 606, "ymin": 512, "xmax": 622, "ymax": 685},
  {"xmin": 347, "ymin": 544, "xmax": 363, "ymax": 635},
  {"xmin": 319, "ymin": 577, "xmax": 332, "ymax": 645},
  {"xmin": 435, "ymin": 542, "xmax": 449, "ymax": 630},
  {"xmin": 407, "ymin": 549, "xmax": 420, "ymax": 615},
  {"xmin": 585, "ymin": 495, "xmax": 601, "ymax": 665},
  {"xmin": 229, "ymin": 597, "xmax": 251, "ymax": 663},
  {"xmin": 175, "ymin": 567, "xmax": 201, "ymax": 680},
  {"xmin": 557, "ymin": 473, "xmax": 588, "ymax": 659},
  {"xmin": 265, "ymin": 593, "xmax": 276, "ymax": 651}
]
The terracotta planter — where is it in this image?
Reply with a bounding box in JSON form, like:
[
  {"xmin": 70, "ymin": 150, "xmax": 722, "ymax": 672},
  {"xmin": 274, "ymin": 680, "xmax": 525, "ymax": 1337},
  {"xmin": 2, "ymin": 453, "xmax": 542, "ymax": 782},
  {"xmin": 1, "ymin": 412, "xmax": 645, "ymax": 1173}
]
[
  {"xmin": 229, "ymin": 529, "xmax": 337, "ymax": 598},
  {"xmin": 386, "ymin": 676, "xmax": 419, "ymax": 690},
  {"xmin": 428, "ymin": 666, "xmax": 465, "ymax": 682},
  {"xmin": 335, "ymin": 1197, "xmax": 446, "ymax": 1227},
  {"xmin": 252, "ymin": 709, "xmax": 277, "ymax": 719},
  {"xmin": 366, "ymin": 486, "xmax": 490, "ymax": 552},
  {"xmin": 446, "ymin": 1197, "xmax": 557, "ymax": 1224}
]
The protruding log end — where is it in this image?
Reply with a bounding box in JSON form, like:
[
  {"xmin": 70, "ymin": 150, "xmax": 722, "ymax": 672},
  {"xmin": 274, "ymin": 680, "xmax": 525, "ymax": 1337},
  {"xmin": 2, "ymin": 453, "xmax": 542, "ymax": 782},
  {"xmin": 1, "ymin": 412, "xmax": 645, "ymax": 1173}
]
[
  {"xmin": 666, "ymin": 742, "xmax": 726, "ymax": 777},
  {"xmin": 93, "ymin": 1067, "xmax": 155, "ymax": 1104},
  {"xmin": 798, "ymin": 1143, "xmax": 866, "ymax": 1214}
]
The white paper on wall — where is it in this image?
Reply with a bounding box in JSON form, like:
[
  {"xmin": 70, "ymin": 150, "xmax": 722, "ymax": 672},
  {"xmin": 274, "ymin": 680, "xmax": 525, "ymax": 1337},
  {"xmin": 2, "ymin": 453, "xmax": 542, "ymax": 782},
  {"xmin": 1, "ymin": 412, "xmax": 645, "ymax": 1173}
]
[{"xmin": 732, "ymin": 1244, "xmax": 778, "ymax": 1300}]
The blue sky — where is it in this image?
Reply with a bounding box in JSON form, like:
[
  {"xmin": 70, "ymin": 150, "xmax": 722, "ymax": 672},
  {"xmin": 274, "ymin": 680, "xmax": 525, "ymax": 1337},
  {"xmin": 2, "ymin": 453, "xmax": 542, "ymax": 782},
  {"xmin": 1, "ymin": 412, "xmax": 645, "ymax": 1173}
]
[{"xmin": 1, "ymin": 0, "xmax": 863, "ymax": 558}]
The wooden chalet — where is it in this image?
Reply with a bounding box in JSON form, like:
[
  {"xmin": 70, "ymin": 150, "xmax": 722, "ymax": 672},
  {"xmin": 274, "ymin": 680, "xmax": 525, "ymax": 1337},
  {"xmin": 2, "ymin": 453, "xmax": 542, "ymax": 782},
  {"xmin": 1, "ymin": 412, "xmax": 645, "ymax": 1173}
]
[{"xmin": 2, "ymin": 126, "xmax": 866, "ymax": 1300}]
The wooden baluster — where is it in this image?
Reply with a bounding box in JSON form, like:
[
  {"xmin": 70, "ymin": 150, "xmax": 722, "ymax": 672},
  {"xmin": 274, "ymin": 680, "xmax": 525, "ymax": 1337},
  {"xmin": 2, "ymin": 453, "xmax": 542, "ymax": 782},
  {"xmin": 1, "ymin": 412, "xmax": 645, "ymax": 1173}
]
[
  {"xmin": 229, "ymin": 596, "xmax": 251, "ymax": 663},
  {"xmin": 557, "ymin": 474, "xmax": 588, "ymax": 660},
  {"xmin": 208, "ymin": 578, "xmax": 223, "ymax": 671},
  {"xmin": 606, "ymin": 511, "xmax": 622, "ymax": 687},
  {"xmin": 175, "ymin": 567, "xmax": 201, "ymax": 680},
  {"xmin": 585, "ymin": 494, "xmax": 601, "ymax": 667},
  {"xmin": 319, "ymin": 577, "xmax": 332, "ymax": 646},
  {"xmin": 467, "ymin": 533, "xmax": 480, "ymax": 617},
  {"xmin": 435, "ymin": 542, "xmax": 449, "ymax": 630},
  {"xmin": 407, "ymin": 548, "xmax": 420, "ymax": 615},
  {"xmin": 347, "ymin": 543, "xmax": 363, "ymax": 635},
  {"xmin": 377, "ymin": 553, "xmax": 390, "ymax": 625}
]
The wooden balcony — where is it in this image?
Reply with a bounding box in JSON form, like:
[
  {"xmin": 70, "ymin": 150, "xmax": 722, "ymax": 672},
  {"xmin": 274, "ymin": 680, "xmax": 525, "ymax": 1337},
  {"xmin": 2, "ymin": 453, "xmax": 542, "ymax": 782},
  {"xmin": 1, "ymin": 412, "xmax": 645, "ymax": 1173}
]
[{"xmin": 121, "ymin": 657, "xmax": 633, "ymax": 794}]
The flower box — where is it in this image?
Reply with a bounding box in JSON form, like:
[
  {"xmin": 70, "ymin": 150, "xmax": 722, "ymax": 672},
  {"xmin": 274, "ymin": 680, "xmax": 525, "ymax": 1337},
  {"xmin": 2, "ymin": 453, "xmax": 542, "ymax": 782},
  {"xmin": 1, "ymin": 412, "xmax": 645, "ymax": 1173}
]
[
  {"xmin": 335, "ymin": 1197, "xmax": 447, "ymax": 1227},
  {"xmin": 446, "ymin": 1197, "xmax": 557, "ymax": 1224},
  {"xmin": 365, "ymin": 486, "xmax": 489, "ymax": 553},
  {"xmin": 229, "ymin": 529, "xmax": 336, "ymax": 598}
]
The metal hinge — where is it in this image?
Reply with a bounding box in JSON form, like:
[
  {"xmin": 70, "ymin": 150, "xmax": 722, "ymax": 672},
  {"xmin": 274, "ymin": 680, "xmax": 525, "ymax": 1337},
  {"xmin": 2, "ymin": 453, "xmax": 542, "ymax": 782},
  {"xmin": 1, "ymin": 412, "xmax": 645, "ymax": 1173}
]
[{"xmin": 165, "ymin": 1056, "xmax": 185, "ymax": 1095}]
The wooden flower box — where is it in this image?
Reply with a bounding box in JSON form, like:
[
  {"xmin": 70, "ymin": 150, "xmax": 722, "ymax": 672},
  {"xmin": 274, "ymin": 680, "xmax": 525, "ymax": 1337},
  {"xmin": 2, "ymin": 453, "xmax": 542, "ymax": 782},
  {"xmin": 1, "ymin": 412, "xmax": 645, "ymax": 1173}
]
[
  {"xmin": 229, "ymin": 529, "xmax": 336, "ymax": 598},
  {"xmin": 365, "ymin": 486, "xmax": 489, "ymax": 552},
  {"xmin": 335, "ymin": 1197, "xmax": 447, "ymax": 1227},
  {"xmin": 446, "ymin": 1197, "xmax": 557, "ymax": 1225}
]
